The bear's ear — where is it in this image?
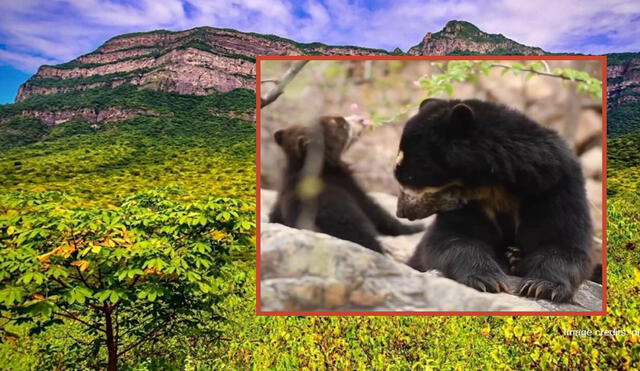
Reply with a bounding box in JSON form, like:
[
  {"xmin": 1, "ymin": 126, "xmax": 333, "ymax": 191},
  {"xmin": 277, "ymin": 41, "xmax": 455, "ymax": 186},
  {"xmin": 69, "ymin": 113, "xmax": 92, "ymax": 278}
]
[
  {"xmin": 273, "ymin": 130, "xmax": 285, "ymax": 146},
  {"xmin": 448, "ymin": 103, "xmax": 475, "ymax": 130},
  {"xmin": 419, "ymin": 98, "xmax": 443, "ymax": 110}
]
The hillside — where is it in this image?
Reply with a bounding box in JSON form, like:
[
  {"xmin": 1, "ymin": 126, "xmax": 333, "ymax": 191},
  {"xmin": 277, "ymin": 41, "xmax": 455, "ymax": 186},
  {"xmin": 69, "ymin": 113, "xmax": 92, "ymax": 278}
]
[
  {"xmin": 0, "ymin": 88, "xmax": 256, "ymax": 201},
  {"xmin": 0, "ymin": 20, "xmax": 636, "ymax": 370}
]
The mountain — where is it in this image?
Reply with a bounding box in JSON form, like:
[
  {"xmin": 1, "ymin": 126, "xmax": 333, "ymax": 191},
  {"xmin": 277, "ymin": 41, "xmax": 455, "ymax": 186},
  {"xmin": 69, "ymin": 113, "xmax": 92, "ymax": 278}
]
[
  {"xmin": 408, "ymin": 20, "xmax": 545, "ymax": 56},
  {"xmin": 606, "ymin": 53, "xmax": 640, "ymax": 138},
  {"xmin": 12, "ymin": 21, "xmax": 550, "ymax": 108},
  {"xmin": 15, "ymin": 27, "xmax": 389, "ymax": 103},
  {"xmin": 4, "ymin": 26, "xmax": 391, "ymax": 129},
  {"xmin": 0, "ymin": 21, "xmax": 635, "ymax": 144}
]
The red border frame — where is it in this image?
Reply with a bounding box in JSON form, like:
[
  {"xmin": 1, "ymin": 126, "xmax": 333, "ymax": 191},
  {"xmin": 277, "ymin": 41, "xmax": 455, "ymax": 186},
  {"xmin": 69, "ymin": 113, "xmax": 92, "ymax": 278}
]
[{"xmin": 255, "ymin": 55, "xmax": 607, "ymax": 316}]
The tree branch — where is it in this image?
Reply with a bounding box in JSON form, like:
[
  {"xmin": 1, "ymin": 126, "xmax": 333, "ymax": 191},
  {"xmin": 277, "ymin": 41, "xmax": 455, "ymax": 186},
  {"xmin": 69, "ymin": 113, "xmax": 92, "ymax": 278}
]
[
  {"xmin": 50, "ymin": 276, "xmax": 69, "ymax": 288},
  {"xmin": 115, "ymin": 310, "xmax": 120, "ymax": 348},
  {"xmin": 491, "ymin": 63, "xmax": 592, "ymax": 84},
  {"xmin": 68, "ymin": 333, "xmax": 92, "ymax": 346},
  {"xmin": 54, "ymin": 311, "xmax": 104, "ymax": 333},
  {"xmin": 260, "ymin": 60, "xmax": 309, "ymax": 108},
  {"xmin": 97, "ymin": 268, "xmax": 105, "ymax": 289},
  {"xmin": 75, "ymin": 266, "xmax": 91, "ymax": 288},
  {"xmin": 116, "ymin": 319, "xmax": 170, "ymax": 357}
]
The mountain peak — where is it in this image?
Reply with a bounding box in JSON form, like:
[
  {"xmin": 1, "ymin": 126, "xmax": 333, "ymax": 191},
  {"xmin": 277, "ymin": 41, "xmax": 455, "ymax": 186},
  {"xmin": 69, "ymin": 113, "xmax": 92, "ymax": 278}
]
[
  {"xmin": 443, "ymin": 20, "xmax": 481, "ymax": 33},
  {"xmin": 409, "ymin": 20, "xmax": 545, "ymax": 56}
]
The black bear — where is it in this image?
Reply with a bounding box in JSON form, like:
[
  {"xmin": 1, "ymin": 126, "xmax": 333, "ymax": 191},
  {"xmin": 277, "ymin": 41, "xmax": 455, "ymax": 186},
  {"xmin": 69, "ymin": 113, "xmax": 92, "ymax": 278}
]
[
  {"xmin": 270, "ymin": 115, "xmax": 421, "ymax": 253},
  {"xmin": 395, "ymin": 98, "xmax": 595, "ymax": 302}
]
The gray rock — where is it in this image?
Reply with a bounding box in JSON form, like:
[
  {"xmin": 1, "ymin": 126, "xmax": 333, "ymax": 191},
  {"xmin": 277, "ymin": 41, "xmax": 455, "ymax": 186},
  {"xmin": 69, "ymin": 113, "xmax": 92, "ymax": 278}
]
[{"xmin": 259, "ymin": 189, "xmax": 603, "ymax": 312}]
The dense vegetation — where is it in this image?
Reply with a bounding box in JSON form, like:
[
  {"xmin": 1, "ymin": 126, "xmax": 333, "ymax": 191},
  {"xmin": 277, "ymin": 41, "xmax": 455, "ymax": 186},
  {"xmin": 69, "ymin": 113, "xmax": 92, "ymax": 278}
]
[
  {"xmin": 0, "ymin": 86, "xmax": 257, "ymax": 369},
  {"xmin": 607, "ymin": 52, "xmax": 640, "ymax": 66},
  {"xmin": 0, "ymin": 189, "xmax": 255, "ymax": 370},
  {"xmin": 0, "ymin": 85, "xmax": 254, "ymax": 118},
  {"xmin": 607, "ymin": 102, "xmax": 640, "ymax": 138},
  {"xmin": 0, "ymin": 60, "xmax": 639, "ymax": 370}
]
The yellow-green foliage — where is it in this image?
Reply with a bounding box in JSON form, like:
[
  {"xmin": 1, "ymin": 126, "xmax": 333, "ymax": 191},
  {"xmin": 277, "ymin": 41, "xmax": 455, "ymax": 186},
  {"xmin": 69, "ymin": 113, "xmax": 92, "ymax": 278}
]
[{"xmin": 0, "ymin": 83, "xmax": 638, "ymax": 370}]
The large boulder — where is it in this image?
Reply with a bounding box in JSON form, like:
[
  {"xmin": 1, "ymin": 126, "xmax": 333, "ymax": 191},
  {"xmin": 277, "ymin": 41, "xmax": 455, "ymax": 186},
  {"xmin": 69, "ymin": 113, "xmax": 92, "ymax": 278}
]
[{"xmin": 260, "ymin": 189, "xmax": 602, "ymax": 312}]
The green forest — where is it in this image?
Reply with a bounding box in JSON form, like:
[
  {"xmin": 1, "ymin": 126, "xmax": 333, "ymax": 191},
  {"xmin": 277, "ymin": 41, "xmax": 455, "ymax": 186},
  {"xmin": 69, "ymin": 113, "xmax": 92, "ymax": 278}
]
[
  {"xmin": 1, "ymin": 73, "xmax": 639, "ymax": 370},
  {"xmin": 608, "ymin": 102, "xmax": 640, "ymax": 138}
]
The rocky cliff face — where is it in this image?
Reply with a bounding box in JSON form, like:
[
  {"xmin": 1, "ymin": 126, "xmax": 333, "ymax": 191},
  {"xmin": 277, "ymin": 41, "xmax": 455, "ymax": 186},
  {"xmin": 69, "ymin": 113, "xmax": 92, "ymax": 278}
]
[
  {"xmin": 0, "ymin": 107, "xmax": 157, "ymax": 126},
  {"xmin": 408, "ymin": 20, "xmax": 545, "ymax": 56},
  {"xmin": 15, "ymin": 27, "xmax": 389, "ymax": 102},
  {"xmin": 607, "ymin": 55, "xmax": 640, "ymax": 109}
]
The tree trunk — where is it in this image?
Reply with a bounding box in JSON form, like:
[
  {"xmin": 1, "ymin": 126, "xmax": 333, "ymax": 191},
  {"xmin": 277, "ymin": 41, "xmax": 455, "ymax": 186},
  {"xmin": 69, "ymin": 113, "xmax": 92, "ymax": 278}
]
[{"xmin": 105, "ymin": 307, "xmax": 118, "ymax": 371}]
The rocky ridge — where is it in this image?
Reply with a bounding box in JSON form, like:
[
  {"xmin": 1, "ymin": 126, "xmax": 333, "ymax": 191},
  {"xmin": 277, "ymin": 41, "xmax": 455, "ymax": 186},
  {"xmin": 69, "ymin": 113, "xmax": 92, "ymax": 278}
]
[
  {"xmin": 607, "ymin": 54, "xmax": 640, "ymax": 109},
  {"xmin": 407, "ymin": 21, "xmax": 545, "ymax": 56},
  {"xmin": 15, "ymin": 27, "xmax": 389, "ymax": 102}
]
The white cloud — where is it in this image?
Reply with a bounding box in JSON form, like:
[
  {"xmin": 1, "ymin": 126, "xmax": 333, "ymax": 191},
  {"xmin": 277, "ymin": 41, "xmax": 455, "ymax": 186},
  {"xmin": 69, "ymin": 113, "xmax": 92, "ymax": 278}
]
[
  {"xmin": 0, "ymin": 49, "xmax": 57, "ymax": 72},
  {"xmin": 455, "ymin": 0, "xmax": 640, "ymax": 53},
  {"xmin": 66, "ymin": 0, "xmax": 186, "ymax": 27}
]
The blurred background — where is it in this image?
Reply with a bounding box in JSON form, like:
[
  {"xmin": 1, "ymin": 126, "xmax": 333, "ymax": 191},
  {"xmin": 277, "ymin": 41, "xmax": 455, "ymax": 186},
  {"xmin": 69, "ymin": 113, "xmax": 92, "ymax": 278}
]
[{"xmin": 259, "ymin": 60, "xmax": 603, "ymax": 242}]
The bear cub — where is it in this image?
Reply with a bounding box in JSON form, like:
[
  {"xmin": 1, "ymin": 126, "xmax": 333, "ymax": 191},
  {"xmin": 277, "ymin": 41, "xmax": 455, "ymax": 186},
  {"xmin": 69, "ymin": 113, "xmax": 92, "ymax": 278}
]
[
  {"xmin": 395, "ymin": 98, "xmax": 595, "ymax": 302},
  {"xmin": 270, "ymin": 115, "xmax": 421, "ymax": 253}
]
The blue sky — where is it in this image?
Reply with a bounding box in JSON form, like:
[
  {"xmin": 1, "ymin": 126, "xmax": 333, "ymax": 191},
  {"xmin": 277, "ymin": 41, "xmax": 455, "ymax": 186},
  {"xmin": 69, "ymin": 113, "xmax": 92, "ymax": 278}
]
[{"xmin": 1, "ymin": 0, "xmax": 639, "ymax": 104}]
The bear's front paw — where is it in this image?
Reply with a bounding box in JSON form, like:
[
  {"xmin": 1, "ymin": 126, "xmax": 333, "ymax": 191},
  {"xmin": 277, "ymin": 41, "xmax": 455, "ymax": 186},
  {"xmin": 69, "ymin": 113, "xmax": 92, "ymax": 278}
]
[
  {"xmin": 459, "ymin": 269, "xmax": 510, "ymax": 294},
  {"xmin": 518, "ymin": 278, "xmax": 572, "ymax": 302}
]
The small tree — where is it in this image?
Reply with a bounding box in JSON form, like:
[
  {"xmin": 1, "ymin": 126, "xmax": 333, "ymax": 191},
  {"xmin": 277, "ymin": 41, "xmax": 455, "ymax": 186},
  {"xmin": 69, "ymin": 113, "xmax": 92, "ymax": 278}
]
[{"xmin": 0, "ymin": 189, "xmax": 255, "ymax": 370}]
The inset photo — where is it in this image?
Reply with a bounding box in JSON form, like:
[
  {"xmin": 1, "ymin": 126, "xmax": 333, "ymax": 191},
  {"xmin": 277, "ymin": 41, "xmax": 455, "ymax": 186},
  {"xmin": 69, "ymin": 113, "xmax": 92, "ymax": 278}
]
[{"xmin": 257, "ymin": 57, "xmax": 605, "ymax": 315}]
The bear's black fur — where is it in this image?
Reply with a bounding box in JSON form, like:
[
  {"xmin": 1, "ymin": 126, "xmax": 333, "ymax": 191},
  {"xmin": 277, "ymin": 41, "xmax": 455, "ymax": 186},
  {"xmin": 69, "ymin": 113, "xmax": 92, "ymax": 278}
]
[
  {"xmin": 270, "ymin": 115, "xmax": 421, "ymax": 253},
  {"xmin": 395, "ymin": 99, "xmax": 595, "ymax": 302}
]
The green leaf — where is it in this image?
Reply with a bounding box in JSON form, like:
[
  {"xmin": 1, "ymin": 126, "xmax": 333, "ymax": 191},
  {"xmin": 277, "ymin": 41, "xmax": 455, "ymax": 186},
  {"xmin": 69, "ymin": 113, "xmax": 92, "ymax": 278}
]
[
  {"xmin": 216, "ymin": 211, "xmax": 231, "ymax": 222},
  {"xmin": 143, "ymin": 258, "xmax": 166, "ymax": 271},
  {"xmin": 109, "ymin": 291, "xmax": 120, "ymax": 303},
  {"xmin": 47, "ymin": 266, "xmax": 69, "ymax": 279},
  {"xmin": 95, "ymin": 290, "xmax": 113, "ymax": 302},
  {"xmin": 0, "ymin": 286, "xmax": 25, "ymax": 306},
  {"xmin": 25, "ymin": 300, "xmax": 54, "ymax": 316},
  {"xmin": 68, "ymin": 286, "xmax": 93, "ymax": 304},
  {"xmin": 198, "ymin": 282, "xmax": 211, "ymax": 293}
]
